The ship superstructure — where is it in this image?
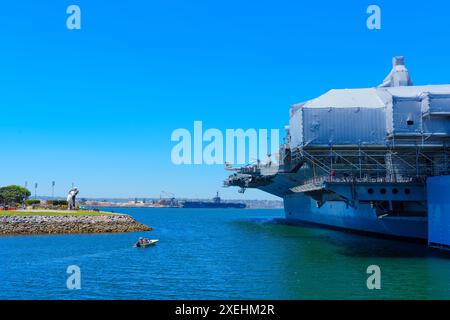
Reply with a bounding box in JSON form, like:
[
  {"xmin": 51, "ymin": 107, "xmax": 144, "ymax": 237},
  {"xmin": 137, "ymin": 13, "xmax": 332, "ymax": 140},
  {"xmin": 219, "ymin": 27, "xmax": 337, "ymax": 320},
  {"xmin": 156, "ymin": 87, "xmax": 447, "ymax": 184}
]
[{"xmin": 225, "ymin": 57, "xmax": 450, "ymax": 242}]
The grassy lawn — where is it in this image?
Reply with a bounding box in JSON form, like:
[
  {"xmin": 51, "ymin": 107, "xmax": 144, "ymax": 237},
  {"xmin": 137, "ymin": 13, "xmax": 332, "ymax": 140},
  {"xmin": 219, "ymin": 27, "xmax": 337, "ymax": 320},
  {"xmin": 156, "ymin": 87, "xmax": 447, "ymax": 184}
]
[{"xmin": 0, "ymin": 210, "xmax": 117, "ymax": 216}]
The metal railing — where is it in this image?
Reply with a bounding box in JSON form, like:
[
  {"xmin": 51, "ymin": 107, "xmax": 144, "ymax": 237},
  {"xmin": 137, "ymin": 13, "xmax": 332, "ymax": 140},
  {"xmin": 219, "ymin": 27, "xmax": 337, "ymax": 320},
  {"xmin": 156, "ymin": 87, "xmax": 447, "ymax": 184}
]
[{"xmin": 287, "ymin": 146, "xmax": 450, "ymax": 183}]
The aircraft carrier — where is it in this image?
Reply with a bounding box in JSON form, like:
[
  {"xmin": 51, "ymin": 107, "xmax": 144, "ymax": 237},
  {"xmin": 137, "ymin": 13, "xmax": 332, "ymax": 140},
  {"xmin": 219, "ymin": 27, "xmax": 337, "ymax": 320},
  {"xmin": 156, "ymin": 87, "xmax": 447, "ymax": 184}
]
[
  {"xmin": 182, "ymin": 192, "xmax": 246, "ymax": 209},
  {"xmin": 225, "ymin": 57, "xmax": 450, "ymax": 246}
]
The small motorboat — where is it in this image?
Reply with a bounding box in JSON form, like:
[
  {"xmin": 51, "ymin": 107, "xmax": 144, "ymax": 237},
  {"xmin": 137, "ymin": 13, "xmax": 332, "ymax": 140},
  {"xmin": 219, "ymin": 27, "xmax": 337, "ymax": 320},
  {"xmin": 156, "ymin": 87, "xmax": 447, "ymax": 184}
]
[{"xmin": 134, "ymin": 237, "xmax": 159, "ymax": 248}]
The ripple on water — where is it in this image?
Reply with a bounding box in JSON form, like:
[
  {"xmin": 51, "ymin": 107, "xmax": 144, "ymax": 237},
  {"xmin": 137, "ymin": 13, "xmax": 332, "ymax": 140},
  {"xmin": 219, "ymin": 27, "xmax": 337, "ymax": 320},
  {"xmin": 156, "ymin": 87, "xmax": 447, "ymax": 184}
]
[{"xmin": 1, "ymin": 208, "xmax": 449, "ymax": 300}]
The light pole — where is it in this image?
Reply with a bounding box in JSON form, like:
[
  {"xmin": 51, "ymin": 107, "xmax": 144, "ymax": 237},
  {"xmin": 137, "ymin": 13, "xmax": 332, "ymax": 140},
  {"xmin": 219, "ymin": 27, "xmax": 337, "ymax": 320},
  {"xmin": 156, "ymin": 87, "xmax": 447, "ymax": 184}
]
[{"xmin": 34, "ymin": 183, "xmax": 38, "ymax": 200}]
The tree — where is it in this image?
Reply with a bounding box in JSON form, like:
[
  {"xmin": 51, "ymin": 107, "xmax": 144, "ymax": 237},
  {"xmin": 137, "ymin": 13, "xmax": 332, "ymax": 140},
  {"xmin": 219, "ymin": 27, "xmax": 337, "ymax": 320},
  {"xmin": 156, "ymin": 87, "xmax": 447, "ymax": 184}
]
[{"xmin": 0, "ymin": 185, "xmax": 31, "ymax": 206}]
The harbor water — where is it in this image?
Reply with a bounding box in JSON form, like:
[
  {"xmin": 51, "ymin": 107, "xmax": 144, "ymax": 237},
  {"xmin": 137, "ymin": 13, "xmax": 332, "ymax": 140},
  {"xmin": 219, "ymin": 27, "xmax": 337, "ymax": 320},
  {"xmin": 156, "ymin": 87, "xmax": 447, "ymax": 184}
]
[{"xmin": 0, "ymin": 208, "xmax": 449, "ymax": 299}]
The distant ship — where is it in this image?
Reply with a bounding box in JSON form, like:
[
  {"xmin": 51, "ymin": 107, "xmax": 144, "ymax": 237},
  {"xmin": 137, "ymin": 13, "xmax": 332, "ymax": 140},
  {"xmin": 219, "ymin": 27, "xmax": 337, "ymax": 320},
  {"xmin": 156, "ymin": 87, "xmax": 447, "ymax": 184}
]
[{"xmin": 182, "ymin": 192, "xmax": 246, "ymax": 209}]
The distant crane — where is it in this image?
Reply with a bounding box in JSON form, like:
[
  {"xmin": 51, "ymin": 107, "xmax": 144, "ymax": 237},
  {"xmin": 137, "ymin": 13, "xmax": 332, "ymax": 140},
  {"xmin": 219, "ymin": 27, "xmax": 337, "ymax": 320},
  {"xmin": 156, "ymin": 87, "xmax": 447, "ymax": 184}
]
[{"xmin": 159, "ymin": 191, "xmax": 177, "ymax": 207}]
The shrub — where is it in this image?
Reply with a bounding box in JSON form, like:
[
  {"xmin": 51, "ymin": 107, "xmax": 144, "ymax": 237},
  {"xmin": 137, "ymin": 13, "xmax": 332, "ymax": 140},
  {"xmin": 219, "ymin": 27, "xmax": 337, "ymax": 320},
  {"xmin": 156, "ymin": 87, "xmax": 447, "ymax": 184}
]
[
  {"xmin": 25, "ymin": 199, "xmax": 41, "ymax": 205},
  {"xmin": 47, "ymin": 200, "xmax": 68, "ymax": 206}
]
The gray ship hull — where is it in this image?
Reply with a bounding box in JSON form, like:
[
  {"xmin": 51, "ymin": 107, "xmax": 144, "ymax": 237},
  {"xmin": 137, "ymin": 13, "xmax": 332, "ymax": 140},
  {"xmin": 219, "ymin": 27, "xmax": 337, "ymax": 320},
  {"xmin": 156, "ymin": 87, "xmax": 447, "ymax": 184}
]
[
  {"xmin": 283, "ymin": 193, "xmax": 427, "ymax": 240},
  {"xmin": 238, "ymin": 169, "xmax": 428, "ymax": 240},
  {"xmin": 229, "ymin": 167, "xmax": 428, "ymax": 240}
]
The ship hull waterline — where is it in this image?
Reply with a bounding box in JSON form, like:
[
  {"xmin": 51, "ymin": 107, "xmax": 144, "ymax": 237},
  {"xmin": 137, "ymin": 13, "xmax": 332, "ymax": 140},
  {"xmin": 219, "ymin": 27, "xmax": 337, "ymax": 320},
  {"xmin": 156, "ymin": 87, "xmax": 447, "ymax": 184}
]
[{"xmin": 281, "ymin": 193, "xmax": 428, "ymax": 241}]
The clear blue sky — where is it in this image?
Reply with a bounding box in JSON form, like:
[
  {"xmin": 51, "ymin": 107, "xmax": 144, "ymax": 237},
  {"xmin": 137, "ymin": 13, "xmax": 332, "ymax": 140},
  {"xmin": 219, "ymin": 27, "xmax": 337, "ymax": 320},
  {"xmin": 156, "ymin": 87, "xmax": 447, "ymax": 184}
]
[{"xmin": 1, "ymin": 0, "xmax": 449, "ymax": 199}]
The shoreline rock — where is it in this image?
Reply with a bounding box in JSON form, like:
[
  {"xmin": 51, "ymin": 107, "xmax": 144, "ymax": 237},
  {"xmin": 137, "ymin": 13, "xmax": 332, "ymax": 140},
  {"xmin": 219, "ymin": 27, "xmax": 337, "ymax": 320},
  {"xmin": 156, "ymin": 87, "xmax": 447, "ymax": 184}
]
[{"xmin": 0, "ymin": 214, "xmax": 152, "ymax": 236}]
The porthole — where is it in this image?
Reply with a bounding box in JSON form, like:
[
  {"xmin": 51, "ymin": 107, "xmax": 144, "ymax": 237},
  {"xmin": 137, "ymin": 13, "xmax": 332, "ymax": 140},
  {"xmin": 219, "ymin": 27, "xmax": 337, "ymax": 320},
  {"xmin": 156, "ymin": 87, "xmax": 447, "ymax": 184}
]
[
  {"xmin": 404, "ymin": 188, "xmax": 411, "ymax": 195},
  {"xmin": 392, "ymin": 188, "xmax": 399, "ymax": 194},
  {"xmin": 368, "ymin": 188, "xmax": 374, "ymax": 194},
  {"xmin": 380, "ymin": 188, "xmax": 387, "ymax": 194}
]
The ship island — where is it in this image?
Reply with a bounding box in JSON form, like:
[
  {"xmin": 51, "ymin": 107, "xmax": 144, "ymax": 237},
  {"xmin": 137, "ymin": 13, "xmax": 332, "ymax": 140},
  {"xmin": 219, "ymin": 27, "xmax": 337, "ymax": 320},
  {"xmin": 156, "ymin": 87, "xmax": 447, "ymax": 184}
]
[{"xmin": 225, "ymin": 57, "xmax": 450, "ymax": 250}]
